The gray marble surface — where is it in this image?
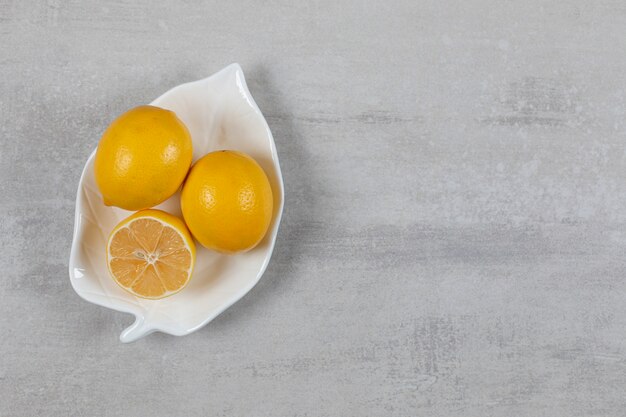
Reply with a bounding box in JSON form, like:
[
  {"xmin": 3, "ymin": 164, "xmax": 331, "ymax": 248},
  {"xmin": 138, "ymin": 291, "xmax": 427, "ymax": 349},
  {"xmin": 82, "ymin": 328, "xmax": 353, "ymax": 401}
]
[{"xmin": 2, "ymin": 1, "xmax": 626, "ymax": 416}]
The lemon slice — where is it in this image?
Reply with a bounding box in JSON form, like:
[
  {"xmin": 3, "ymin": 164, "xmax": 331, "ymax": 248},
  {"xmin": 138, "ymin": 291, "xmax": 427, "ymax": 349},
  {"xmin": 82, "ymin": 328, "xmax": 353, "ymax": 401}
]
[{"xmin": 106, "ymin": 209, "xmax": 196, "ymax": 299}]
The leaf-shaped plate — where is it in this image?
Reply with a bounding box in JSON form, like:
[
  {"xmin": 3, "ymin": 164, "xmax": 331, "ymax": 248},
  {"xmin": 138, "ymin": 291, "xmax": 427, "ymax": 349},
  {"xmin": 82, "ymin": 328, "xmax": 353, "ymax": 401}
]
[{"xmin": 69, "ymin": 64, "xmax": 284, "ymax": 342}]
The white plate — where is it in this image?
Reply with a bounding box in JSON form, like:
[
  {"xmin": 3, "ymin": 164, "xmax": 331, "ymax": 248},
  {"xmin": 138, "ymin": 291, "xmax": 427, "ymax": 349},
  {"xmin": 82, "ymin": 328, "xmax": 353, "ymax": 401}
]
[{"xmin": 69, "ymin": 64, "xmax": 284, "ymax": 343}]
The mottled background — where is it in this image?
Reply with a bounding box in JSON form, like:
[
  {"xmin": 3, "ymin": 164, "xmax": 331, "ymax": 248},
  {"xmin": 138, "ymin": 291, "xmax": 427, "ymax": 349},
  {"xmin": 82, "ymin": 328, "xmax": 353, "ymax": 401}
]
[{"xmin": 2, "ymin": 1, "xmax": 626, "ymax": 416}]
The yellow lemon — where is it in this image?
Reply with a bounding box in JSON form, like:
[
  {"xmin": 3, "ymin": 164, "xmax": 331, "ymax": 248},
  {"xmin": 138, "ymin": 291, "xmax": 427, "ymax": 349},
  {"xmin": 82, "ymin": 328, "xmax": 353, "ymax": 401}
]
[
  {"xmin": 94, "ymin": 105, "xmax": 193, "ymax": 210},
  {"xmin": 181, "ymin": 150, "xmax": 274, "ymax": 254},
  {"xmin": 107, "ymin": 209, "xmax": 196, "ymax": 299}
]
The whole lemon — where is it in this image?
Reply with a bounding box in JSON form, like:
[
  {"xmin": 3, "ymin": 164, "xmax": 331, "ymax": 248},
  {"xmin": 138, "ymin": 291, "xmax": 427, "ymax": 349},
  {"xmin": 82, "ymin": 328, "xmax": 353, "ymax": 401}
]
[
  {"xmin": 94, "ymin": 105, "xmax": 193, "ymax": 210},
  {"xmin": 181, "ymin": 150, "xmax": 274, "ymax": 254}
]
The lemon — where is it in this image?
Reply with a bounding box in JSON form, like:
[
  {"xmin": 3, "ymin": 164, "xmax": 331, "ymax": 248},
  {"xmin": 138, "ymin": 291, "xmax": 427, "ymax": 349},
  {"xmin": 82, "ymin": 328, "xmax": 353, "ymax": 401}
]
[
  {"xmin": 94, "ymin": 105, "xmax": 193, "ymax": 211},
  {"xmin": 107, "ymin": 209, "xmax": 196, "ymax": 299},
  {"xmin": 181, "ymin": 150, "xmax": 274, "ymax": 254}
]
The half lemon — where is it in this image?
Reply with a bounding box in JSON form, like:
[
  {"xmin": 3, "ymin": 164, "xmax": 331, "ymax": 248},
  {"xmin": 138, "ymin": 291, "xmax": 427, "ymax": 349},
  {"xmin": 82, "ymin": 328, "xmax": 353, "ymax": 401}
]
[{"xmin": 106, "ymin": 209, "xmax": 196, "ymax": 299}]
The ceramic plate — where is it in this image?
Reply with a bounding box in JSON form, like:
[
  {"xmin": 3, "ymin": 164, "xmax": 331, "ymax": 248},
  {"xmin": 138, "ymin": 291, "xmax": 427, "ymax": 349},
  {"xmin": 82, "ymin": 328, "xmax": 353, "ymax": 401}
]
[{"xmin": 69, "ymin": 64, "xmax": 284, "ymax": 342}]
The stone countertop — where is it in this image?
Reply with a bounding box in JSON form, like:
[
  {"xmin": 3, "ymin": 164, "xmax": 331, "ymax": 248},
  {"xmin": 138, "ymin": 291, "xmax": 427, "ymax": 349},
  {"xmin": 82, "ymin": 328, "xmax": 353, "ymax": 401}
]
[{"xmin": 2, "ymin": 1, "xmax": 626, "ymax": 415}]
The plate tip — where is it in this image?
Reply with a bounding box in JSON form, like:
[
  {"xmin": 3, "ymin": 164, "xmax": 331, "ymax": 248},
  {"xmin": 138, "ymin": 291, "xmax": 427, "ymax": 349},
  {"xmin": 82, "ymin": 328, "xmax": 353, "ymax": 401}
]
[{"xmin": 120, "ymin": 317, "xmax": 152, "ymax": 343}]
